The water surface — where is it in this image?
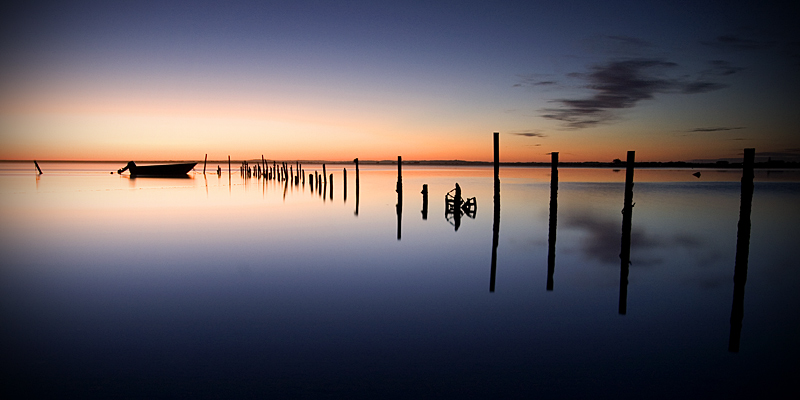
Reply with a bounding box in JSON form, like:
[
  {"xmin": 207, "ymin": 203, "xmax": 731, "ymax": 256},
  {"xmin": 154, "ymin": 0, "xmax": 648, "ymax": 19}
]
[{"xmin": 1, "ymin": 162, "xmax": 799, "ymax": 398}]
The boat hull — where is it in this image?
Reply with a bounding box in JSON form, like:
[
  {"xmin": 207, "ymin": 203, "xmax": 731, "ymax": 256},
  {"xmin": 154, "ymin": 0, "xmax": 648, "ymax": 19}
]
[{"xmin": 120, "ymin": 162, "xmax": 197, "ymax": 177}]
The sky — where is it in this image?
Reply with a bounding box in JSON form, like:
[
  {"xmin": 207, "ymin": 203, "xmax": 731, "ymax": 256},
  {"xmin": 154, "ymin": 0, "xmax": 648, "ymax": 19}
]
[{"xmin": 1, "ymin": 0, "xmax": 798, "ymax": 162}]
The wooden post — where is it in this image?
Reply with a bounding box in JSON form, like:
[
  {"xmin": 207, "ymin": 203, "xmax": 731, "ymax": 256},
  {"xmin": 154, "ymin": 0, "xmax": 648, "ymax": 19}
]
[
  {"xmin": 323, "ymin": 164, "xmax": 327, "ymax": 186},
  {"xmin": 343, "ymin": 168, "xmax": 347, "ymax": 201},
  {"xmin": 34, "ymin": 160, "xmax": 43, "ymax": 175},
  {"xmin": 421, "ymin": 184, "xmax": 428, "ymax": 220},
  {"xmin": 354, "ymin": 158, "xmax": 360, "ymax": 216},
  {"xmin": 547, "ymin": 152, "xmax": 558, "ymax": 291},
  {"xmin": 493, "ymin": 132, "xmax": 499, "ymax": 183},
  {"xmin": 397, "ymin": 156, "xmax": 403, "ymax": 205},
  {"xmin": 329, "ymin": 173, "xmax": 333, "ymax": 200},
  {"xmin": 228, "ymin": 156, "xmax": 231, "ymax": 175},
  {"xmin": 309, "ymin": 173, "xmax": 314, "ymax": 191},
  {"xmin": 729, "ymin": 148, "xmax": 755, "ymax": 352},
  {"xmin": 619, "ymin": 151, "xmax": 635, "ymax": 315},
  {"xmin": 203, "ymin": 154, "xmax": 207, "ymax": 174}
]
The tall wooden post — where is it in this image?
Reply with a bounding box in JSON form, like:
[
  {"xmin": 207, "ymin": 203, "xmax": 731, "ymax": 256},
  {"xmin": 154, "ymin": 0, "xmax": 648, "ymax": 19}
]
[
  {"xmin": 490, "ymin": 132, "xmax": 500, "ymax": 292},
  {"xmin": 343, "ymin": 168, "xmax": 347, "ymax": 201},
  {"xmin": 421, "ymin": 184, "xmax": 428, "ymax": 220},
  {"xmin": 493, "ymin": 132, "xmax": 500, "ymax": 183},
  {"xmin": 547, "ymin": 152, "xmax": 558, "ymax": 291},
  {"xmin": 619, "ymin": 151, "xmax": 635, "ymax": 315},
  {"xmin": 354, "ymin": 158, "xmax": 360, "ymax": 216},
  {"xmin": 729, "ymin": 148, "xmax": 755, "ymax": 352},
  {"xmin": 34, "ymin": 160, "xmax": 43, "ymax": 175},
  {"xmin": 203, "ymin": 154, "xmax": 207, "ymax": 174},
  {"xmin": 228, "ymin": 156, "xmax": 231, "ymax": 175}
]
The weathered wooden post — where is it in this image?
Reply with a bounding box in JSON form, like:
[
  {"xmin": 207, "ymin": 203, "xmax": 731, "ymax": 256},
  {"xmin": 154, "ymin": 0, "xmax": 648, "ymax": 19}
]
[
  {"xmin": 547, "ymin": 152, "xmax": 558, "ymax": 291},
  {"xmin": 490, "ymin": 132, "xmax": 500, "ymax": 293},
  {"xmin": 329, "ymin": 173, "xmax": 334, "ymax": 200},
  {"xmin": 729, "ymin": 148, "xmax": 755, "ymax": 353},
  {"xmin": 619, "ymin": 151, "xmax": 635, "ymax": 315},
  {"xmin": 228, "ymin": 156, "xmax": 231, "ymax": 175},
  {"xmin": 493, "ymin": 131, "xmax": 500, "ymax": 184},
  {"xmin": 309, "ymin": 173, "xmax": 314, "ymax": 191},
  {"xmin": 397, "ymin": 156, "xmax": 403, "ymax": 240},
  {"xmin": 354, "ymin": 158, "xmax": 360, "ymax": 216},
  {"xmin": 323, "ymin": 164, "xmax": 327, "ymax": 186},
  {"xmin": 203, "ymin": 154, "xmax": 207, "ymax": 174},
  {"xmin": 421, "ymin": 184, "xmax": 428, "ymax": 220},
  {"xmin": 343, "ymin": 168, "xmax": 347, "ymax": 201},
  {"xmin": 34, "ymin": 160, "xmax": 43, "ymax": 175}
]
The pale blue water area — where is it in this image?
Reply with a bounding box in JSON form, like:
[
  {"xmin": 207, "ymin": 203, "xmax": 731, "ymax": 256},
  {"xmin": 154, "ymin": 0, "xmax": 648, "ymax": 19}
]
[{"xmin": 1, "ymin": 162, "xmax": 799, "ymax": 398}]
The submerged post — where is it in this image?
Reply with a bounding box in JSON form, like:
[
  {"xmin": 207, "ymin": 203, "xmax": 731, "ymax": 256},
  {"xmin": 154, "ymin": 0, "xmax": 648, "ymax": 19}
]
[
  {"xmin": 228, "ymin": 156, "xmax": 231, "ymax": 175},
  {"xmin": 421, "ymin": 184, "xmax": 428, "ymax": 220},
  {"xmin": 729, "ymin": 148, "xmax": 755, "ymax": 353},
  {"xmin": 329, "ymin": 173, "xmax": 333, "ymax": 200},
  {"xmin": 490, "ymin": 132, "xmax": 501, "ymax": 293},
  {"xmin": 619, "ymin": 150, "xmax": 635, "ymax": 315},
  {"xmin": 203, "ymin": 154, "xmax": 207, "ymax": 174},
  {"xmin": 493, "ymin": 132, "xmax": 499, "ymax": 183},
  {"xmin": 343, "ymin": 168, "xmax": 347, "ymax": 201},
  {"xmin": 354, "ymin": 158, "xmax": 360, "ymax": 216},
  {"xmin": 547, "ymin": 152, "xmax": 559, "ymax": 291},
  {"xmin": 34, "ymin": 160, "xmax": 43, "ymax": 175}
]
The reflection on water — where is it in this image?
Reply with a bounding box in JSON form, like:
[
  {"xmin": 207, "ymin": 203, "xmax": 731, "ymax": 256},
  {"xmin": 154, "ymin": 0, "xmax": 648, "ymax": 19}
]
[{"xmin": 1, "ymin": 161, "xmax": 799, "ymax": 397}]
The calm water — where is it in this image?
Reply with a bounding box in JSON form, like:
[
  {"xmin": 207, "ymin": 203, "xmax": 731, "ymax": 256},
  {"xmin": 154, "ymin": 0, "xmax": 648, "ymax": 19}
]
[{"xmin": 1, "ymin": 162, "xmax": 799, "ymax": 398}]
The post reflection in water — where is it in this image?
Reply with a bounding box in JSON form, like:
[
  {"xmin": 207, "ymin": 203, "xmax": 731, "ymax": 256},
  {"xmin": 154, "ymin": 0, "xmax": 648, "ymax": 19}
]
[
  {"xmin": 619, "ymin": 151, "xmax": 635, "ymax": 315},
  {"xmin": 729, "ymin": 148, "xmax": 755, "ymax": 353},
  {"xmin": 547, "ymin": 152, "xmax": 558, "ymax": 291},
  {"xmin": 490, "ymin": 178, "xmax": 500, "ymax": 293}
]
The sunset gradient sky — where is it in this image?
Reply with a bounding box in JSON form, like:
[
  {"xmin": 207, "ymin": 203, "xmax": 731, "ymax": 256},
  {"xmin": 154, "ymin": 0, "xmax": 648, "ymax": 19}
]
[{"xmin": 1, "ymin": 1, "xmax": 798, "ymax": 162}]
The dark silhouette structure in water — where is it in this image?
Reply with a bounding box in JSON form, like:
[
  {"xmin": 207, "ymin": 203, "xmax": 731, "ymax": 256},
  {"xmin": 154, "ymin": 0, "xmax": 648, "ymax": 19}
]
[
  {"xmin": 547, "ymin": 152, "xmax": 558, "ymax": 291},
  {"xmin": 729, "ymin": 148, "xmax": 755, "ymax": 353},
  {"xmin": 421, "ymin": 184, "xmax": 428, "ymax": 220},
  {"xmin": 117, "ymin": 161, "xmax": 196, "ymax": 177},
  {"xmin": 619, "ymin": 151, "xmax": 635, "ymax": 315},
  {"xmin": 490, "ymin": 132, "xmax": 500, "ymax": 293},
  {"xmin": 396, "ymin": 156, "xmax": 402, "ymax": 240},
  {"xmin": 445, "ymin": 183, "xmax": 476, "ymax": 231}
]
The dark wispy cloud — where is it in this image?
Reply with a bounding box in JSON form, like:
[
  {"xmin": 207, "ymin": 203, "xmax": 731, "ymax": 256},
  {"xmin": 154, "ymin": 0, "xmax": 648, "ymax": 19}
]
[
  {"xmin": 513, "ymin": 131, "xmax": 547, "ymax": 138},
  {"xmin": 605, "ymin": 35, "xmax": 652, "ymax": 48},
  {"xmin": 702, "ymin": 34, "xmax": 776, "ymax": 51},
  {"xmin": 753, "ymin": 149, "xmax": 800, "ymax": 160},
  {"xmin": 541, "ymin": 59, "xmax": 728, "ymax": 129},
  {"xmin": 687, "ymin": 126, "xmax": 745, "ymax": 132},
  {"xmin": 514, "ymin": 74, "xmax": 558, "ymax": 88},
  {"xmin": 706, "ymin": 60, "xmax": 744, "ymax": 76}
]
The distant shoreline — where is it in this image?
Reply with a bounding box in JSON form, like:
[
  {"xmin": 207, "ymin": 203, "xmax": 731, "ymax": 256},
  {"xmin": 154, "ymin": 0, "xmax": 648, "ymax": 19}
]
[{"xmin": 2, "ymin": 159, "xmax": 798, "ymax": 169}]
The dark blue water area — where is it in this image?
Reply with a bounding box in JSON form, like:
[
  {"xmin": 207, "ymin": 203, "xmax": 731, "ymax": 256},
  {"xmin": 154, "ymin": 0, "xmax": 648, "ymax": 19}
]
[{"xmin": 2, "ymin": 173, "xmax": 799, "ymax": 398}]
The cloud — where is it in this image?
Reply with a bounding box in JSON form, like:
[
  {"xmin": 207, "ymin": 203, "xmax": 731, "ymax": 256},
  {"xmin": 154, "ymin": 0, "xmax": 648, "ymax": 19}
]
[
  {"xmin": 706, "ymin": 60, "xmax": 744, "ymax": 76},
  {"xmin": 754, "ymin": 149, "xmax": 800, "ymax": 160},
  {"xmin": 541, "ymin": 59, "xmax": 728, "ymax": 129},
  {"xmin": 605, "ymin": 35, "xmax": 652, "ymax": 48},
  {"xmin": 687, "ymin": 126, "xmax": 745, "ymax": 132},
  {"xmin": 513, "ymin": 131, "xmax": 547, "ymax": 138},
  {"xmin": 515, "ymin": 74, "xmax": 558, "ymax": 88},
  {"xmin": 702, "ymin": 34, "xmax": 776, "ymax": 50}
]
